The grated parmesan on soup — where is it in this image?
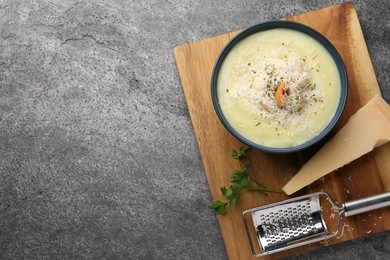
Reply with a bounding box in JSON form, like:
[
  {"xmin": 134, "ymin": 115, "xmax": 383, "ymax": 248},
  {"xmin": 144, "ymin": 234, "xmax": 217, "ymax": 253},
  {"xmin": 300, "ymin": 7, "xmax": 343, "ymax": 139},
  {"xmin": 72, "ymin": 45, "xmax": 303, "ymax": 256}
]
[{"xmin": 217, "ymin": 28, "xmax": 341, "ymax": 148}]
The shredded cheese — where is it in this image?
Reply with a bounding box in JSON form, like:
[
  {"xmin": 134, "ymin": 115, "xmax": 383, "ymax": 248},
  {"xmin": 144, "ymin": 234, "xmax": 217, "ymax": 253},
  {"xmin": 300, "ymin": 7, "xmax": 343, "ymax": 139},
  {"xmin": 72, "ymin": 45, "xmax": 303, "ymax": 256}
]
[
  {"xmin": 337, "ymin": 223, "xmax": 350, "ymax": 239},
  {"xmin": 226, "ymin": 43, "xmax": 326, "ymax": 132}
]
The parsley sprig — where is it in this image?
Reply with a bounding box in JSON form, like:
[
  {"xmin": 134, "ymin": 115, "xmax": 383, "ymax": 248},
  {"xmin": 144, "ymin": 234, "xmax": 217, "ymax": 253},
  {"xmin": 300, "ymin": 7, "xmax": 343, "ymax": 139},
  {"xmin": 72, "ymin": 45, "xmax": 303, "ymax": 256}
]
[{"xmin": 208, "ymin": 146, "xmax": 281, "ymax": 215}]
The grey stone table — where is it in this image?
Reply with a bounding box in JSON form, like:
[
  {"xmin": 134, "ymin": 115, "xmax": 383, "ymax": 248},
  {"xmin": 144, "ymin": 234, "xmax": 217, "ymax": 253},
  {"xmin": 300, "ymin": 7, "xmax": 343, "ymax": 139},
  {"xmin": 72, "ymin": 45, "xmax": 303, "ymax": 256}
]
[{"xmin": 1, "ymin": 0, "xmax": 389, "ymax": 259}]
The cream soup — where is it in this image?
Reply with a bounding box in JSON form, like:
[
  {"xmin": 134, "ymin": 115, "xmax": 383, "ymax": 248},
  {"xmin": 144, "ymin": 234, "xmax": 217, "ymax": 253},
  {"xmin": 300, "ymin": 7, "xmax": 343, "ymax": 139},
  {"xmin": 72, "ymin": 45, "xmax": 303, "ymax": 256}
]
[{"xmin": 217, "ymin": 28, "xmax": 341, "ymax": 148}]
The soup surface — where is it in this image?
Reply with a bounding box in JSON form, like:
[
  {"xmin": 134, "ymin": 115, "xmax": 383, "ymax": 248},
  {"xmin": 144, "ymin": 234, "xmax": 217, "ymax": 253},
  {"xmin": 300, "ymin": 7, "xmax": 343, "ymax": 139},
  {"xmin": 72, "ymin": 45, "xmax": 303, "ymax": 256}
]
[{"xmin": 217, "ymin": 28, "xmax": 341, "ymax": 148}]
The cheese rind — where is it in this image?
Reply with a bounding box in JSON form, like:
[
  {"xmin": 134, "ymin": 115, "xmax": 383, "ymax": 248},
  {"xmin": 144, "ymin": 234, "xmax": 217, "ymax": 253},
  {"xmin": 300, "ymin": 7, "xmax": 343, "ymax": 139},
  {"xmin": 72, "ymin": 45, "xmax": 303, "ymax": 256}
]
[{"xmin": 282, "ymin": 94, "xmax": 390, "ymax": 195}]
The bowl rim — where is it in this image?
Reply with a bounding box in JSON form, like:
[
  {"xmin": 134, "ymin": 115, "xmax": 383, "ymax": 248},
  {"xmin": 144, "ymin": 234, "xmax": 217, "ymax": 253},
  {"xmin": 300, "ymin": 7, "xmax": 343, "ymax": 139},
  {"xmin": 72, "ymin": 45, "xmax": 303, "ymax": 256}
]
[{"xmin": 210, "ymin": 20, "xmax": 348, "ymax": 153}]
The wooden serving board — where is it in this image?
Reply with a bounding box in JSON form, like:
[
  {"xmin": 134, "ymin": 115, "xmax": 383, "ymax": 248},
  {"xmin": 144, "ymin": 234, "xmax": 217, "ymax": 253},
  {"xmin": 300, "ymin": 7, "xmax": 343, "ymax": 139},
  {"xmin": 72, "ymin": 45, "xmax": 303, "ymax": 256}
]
[{"xmin": 174, "ymin": 2, "xmax": 390, "ymax": 259}]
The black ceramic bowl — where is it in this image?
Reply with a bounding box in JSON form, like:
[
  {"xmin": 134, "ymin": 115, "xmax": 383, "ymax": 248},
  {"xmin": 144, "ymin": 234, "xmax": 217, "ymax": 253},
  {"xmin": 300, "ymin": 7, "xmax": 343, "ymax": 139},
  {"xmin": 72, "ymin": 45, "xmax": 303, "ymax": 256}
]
[{"xmin": 211, "ymin": 20, "xmax": 348, "ymax": 153}]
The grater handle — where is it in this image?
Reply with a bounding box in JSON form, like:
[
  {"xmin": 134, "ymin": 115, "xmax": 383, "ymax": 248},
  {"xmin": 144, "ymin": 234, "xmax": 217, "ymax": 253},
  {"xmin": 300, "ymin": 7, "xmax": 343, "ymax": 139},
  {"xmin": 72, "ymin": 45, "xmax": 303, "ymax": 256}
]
[{"xmin": 342, "ymin": 192, "xmax": 390, "ymax": 217}]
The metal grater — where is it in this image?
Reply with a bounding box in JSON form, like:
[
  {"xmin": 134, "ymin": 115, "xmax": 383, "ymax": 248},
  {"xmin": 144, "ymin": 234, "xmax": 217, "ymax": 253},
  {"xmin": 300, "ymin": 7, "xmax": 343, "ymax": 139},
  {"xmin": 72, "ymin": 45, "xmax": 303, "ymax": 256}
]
[
  {"xmin": 242, "ymin": 191, "xmax": 390, "ymax": 257},
  {"xmin": 253, "ymin": 195, "xmax": 326, "ymax": 251}
]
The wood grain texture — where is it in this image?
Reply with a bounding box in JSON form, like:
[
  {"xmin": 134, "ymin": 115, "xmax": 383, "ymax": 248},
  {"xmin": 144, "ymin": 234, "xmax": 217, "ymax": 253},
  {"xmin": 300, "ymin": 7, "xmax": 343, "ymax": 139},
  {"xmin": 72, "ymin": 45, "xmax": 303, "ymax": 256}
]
[{"xmin": 174, "ymin": 2, "xmax": 390, "ymax": 259}]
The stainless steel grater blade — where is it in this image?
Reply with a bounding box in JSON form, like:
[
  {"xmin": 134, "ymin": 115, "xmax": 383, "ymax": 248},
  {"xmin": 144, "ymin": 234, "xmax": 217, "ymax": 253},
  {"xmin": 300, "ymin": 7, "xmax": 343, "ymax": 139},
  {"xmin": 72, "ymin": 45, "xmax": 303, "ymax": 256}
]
[
  {"xmin": 242, "ymin": 191, "xmax": 390, "ymax": 257},
  {"xmin": 253, "ymin": 194, "xmax": 326, "ymax": 251}
]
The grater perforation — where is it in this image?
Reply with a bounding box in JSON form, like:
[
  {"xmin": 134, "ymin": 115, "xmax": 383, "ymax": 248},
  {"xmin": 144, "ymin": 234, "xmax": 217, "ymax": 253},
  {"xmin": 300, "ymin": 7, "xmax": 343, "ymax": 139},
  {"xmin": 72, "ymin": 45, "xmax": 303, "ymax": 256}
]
[{"xmin": 253, "ymin": 195, "xmax": 326, "ymax": 251}]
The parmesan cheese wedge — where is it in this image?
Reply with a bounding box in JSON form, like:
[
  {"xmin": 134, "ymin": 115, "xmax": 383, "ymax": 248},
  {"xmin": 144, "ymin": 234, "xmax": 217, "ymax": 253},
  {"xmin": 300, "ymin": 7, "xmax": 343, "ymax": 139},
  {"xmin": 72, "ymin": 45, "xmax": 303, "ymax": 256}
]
[{"xmin": 282, "ymin": 94, "xmax": 390, "ymax": 195}]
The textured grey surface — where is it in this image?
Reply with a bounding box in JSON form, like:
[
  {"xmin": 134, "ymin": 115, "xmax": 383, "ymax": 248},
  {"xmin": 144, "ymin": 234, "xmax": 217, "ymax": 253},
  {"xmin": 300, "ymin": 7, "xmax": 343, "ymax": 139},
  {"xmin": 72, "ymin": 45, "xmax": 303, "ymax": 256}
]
[{"xmin": 0, "ymin": 0, "xmax": 389, "ymax": 259}]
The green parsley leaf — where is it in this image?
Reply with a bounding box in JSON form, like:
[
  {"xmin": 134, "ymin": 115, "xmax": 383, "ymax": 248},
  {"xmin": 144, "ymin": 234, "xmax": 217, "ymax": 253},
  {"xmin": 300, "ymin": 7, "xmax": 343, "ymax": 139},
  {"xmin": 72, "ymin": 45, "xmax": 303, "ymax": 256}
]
[
  {"xmin": 229, "ymin": 195, "xmax": 238, "ymax": 208},
  {"xmin": 221, "ymin": 186, "xmax": 233, "ymax": 197},
  {"xmin": 208, "ymin": 200, "xmax": 228, "ymax": 214},
  {"xmin": 232, "ymin": 146, "xmax": 250, "ymax": 160},
  {"xmin": 209, "ymin": 146, "xmax": 281, "ymax": 215},
  {"xmin": 230, "ymin": 170, "xmax": 247, "ymax": 183}
]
